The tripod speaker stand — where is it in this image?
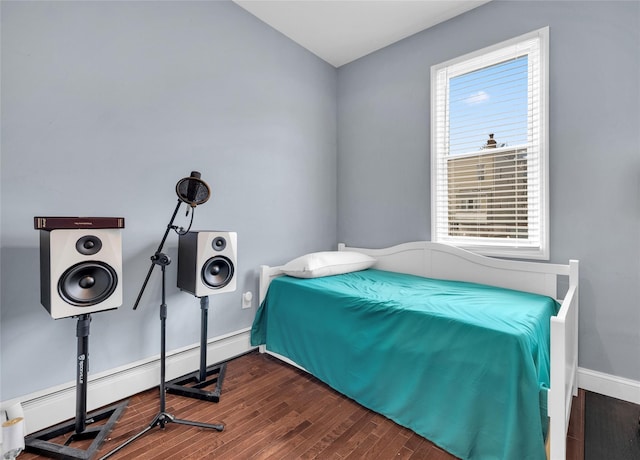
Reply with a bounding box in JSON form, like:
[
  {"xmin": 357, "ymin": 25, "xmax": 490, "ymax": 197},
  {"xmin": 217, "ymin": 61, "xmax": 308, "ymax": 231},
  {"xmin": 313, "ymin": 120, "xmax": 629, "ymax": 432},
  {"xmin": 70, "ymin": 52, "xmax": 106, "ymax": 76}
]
[
  {"xmin": 100, "ymin": 172, "xmax": 223, "ymax": 459},
  {"xmin": 24, "ymin": 314, "xmax": 127, "ymax": 460}
]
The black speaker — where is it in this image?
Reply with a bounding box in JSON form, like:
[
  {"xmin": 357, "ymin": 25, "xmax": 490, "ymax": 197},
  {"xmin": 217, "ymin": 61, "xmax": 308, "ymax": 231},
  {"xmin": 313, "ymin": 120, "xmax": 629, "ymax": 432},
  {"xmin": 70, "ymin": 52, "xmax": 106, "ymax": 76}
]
[
  {"xmin": 177, "ymin": 231, "xmax": 237, "ymax": 297},
  {"xmin": 39, "ymin": 228, "xmax": 123, "ymax": 319}
]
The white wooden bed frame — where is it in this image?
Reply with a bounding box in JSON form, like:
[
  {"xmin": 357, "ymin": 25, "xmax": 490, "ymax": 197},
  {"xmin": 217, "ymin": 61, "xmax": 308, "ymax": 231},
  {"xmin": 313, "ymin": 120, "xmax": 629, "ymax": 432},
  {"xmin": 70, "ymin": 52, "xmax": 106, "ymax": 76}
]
[{"xmin": 258, "ymin": 241, "xmax": 579, "ymax": 460}]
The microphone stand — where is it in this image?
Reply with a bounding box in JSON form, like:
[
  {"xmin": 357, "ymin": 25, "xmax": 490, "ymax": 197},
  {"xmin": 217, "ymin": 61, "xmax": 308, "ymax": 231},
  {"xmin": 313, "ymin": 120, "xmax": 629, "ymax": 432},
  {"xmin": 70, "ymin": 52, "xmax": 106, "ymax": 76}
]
[
  {"xmin": 133, "ymin": 199, "xmax": 182, "ymax": 311},
  {"xmin": 101, "ymin": 200, "xmax": 223, "ymax": 460}
]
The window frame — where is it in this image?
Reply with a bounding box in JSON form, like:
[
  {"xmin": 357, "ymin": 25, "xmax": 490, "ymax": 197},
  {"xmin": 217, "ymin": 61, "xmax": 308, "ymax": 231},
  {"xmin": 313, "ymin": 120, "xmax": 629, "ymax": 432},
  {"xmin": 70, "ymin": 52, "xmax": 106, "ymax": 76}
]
[{"xmin": 430, "ymin": 27, "xmax": 549, "ymax": 260}]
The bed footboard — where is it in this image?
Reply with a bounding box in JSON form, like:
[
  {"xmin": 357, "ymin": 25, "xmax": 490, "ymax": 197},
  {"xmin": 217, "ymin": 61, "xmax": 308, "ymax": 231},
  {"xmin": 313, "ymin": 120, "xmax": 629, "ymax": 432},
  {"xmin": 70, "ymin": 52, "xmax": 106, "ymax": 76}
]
[{"xmin": 548, "ymin": 260, "xmax": 580, "ymax": 460}]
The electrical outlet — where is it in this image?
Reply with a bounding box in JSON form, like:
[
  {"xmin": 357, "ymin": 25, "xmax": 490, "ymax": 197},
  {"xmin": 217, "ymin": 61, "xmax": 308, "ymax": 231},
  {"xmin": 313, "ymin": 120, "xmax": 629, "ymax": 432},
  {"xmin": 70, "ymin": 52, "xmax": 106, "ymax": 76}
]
[{"xmin": 242, "ymin": 291, "xmax": 253, "ymax": 309}]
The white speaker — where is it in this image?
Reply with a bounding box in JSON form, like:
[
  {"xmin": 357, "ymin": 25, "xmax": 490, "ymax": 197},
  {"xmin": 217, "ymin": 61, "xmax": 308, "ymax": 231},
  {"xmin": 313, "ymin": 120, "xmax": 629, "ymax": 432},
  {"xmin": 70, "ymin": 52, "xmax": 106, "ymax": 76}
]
[
  {"xmin": 39, "ymin": 228, "xmax": 123, "ymax": 319},
  {"xmin": 177, "ymin": 231, "xmax": 237, "ymax": 297}
]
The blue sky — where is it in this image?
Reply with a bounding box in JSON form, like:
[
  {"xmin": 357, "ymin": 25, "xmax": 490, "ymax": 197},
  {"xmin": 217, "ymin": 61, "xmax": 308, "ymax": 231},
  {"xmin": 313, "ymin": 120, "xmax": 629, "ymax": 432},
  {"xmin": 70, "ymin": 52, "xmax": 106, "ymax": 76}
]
[{"xmin": 448, "ymin": 56, "xmax": 529, "ymax": 156}]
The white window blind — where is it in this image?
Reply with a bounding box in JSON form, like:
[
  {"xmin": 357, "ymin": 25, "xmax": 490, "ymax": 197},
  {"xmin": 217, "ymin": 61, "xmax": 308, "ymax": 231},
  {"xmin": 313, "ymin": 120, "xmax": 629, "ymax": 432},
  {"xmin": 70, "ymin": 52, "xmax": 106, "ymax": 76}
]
[{"xmin": 431, "ymin": 27, "xmax": 549, "ymax": 259}]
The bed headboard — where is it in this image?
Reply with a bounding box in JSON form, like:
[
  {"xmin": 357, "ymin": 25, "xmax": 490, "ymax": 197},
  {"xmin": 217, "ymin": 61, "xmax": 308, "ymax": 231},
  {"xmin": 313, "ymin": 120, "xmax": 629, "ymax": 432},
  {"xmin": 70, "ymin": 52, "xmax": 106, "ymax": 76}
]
[{"xmin": 339, "ymin": 241, "xmax": 577, "ymax": 300}]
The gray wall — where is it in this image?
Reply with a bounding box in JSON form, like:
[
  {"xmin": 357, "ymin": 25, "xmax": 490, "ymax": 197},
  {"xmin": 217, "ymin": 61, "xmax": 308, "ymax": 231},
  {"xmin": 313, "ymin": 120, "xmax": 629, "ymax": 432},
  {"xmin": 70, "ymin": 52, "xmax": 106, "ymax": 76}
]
[
  {"xmin": 1, "ymin": 1, "xmax": 337, "ymax": 400},
  {"xmin": 338, "ymin": 1, "xmax": 640, "ymax": 381}
]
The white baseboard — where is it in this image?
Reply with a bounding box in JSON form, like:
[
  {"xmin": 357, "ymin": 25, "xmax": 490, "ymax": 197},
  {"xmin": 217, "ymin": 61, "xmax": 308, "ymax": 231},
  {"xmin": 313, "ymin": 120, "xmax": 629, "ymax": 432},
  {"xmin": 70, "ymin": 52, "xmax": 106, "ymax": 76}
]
[
  {"xmin": 578, "ymin": 366, "xmax": 640, "ymax": 405},
  {"xmin": 0, "ymin": 328, "xmax": 255, "ymax": 435}
]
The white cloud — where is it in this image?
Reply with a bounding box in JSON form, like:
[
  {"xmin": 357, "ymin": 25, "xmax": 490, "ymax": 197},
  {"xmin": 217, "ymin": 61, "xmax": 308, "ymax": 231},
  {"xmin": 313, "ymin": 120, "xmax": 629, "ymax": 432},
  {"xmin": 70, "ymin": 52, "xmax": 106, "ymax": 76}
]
[{"xmin": 464, "ymin": 90, "xmax": 489, "ymax": 105}]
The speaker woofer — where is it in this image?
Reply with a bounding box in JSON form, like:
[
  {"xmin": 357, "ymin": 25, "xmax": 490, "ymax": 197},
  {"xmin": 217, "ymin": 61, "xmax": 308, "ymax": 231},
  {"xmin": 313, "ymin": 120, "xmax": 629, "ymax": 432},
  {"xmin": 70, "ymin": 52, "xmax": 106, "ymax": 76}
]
[
  {"xmin": 201, "ymin": 256, "xmax": 234, "ymax": 289},
  {"xmin": 58, "ymin": 261, "xmax": 118, "ymax": 306}
]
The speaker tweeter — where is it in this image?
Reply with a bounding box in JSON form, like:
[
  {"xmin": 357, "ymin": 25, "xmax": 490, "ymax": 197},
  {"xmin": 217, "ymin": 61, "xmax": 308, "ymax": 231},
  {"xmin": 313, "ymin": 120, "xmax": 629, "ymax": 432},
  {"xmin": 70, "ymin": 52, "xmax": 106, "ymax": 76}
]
[{"xmin": 177, "ymin": 231, "xmax": 237, "ymax": 297}]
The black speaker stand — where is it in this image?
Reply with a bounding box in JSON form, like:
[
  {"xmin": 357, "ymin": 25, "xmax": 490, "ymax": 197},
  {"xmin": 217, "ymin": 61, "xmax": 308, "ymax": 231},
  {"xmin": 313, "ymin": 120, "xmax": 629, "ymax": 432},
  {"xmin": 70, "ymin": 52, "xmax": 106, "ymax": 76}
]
[
  {"xmin": 99, "ymin": 255, "xmax": 223, "ymax": 460},
  {"xmin": 166, "ymin": 296, "xmax": 227, "ymax": 402},
  {"xmin": 25, "ymin": 314, "xmax": 127, "ymax": 460}
]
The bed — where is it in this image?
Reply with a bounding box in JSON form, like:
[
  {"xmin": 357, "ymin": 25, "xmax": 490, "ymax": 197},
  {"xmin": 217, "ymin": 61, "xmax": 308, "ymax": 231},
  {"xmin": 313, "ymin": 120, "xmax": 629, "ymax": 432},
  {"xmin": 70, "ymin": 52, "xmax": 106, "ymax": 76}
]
[{"xmin": 251, "ymin": 241, "xmax": 579, "ymax": 460}]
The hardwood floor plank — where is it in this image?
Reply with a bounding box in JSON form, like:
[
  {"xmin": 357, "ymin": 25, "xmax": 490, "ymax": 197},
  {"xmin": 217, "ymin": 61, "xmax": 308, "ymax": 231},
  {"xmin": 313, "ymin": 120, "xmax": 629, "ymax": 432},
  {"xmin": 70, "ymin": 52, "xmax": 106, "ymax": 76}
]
[
  {"xmin": 408, "ymin": 440, "xmax": 440, "ymax": 459},
  {"xmin": 262, "ymin": 402, "xmax": 333, "ymax": 456},
  {"xmin": 425, "ymin": 446, "xmax": 462, "ymax": 460},
  {"xmin": 566, "ymin": 390, "xmax": 585, "ymax": 460},
  {"xmin": 372, "ymin": 430, "xmax": 413, "ymax": 459},
  {"xmin": 343, "ymin": 432, "xmax": 381, "ymax": 459},
  {"xmin": 262, "ymin": 392, "xmax": 345, "ymax": 459},
  {"xmin": 321, "ymin": 416, "xmax": 378, "ymax": 458},
  {"xmin": 585, "ymin": 391, "xmax": 640, "ymax": 460},
  {"xmin": 297, "ymin": 403, "xmax": 369, "ymax": 459}
]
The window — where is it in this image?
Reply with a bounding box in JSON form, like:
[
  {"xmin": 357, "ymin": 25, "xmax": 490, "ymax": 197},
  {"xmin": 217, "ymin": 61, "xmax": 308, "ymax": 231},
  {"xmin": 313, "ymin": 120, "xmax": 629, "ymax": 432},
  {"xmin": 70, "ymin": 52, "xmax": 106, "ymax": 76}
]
[{"xmin": 431, "ymin": 27, "xmax": 549, "ymax": 259}]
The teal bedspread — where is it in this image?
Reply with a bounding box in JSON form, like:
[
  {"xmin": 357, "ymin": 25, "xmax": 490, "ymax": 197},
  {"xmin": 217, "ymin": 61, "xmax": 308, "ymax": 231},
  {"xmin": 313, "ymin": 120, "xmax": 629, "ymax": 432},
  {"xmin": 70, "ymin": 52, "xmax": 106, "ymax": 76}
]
[{"xmin": 251, "ymin": 269, "xmax": 559, "ymax": 460}]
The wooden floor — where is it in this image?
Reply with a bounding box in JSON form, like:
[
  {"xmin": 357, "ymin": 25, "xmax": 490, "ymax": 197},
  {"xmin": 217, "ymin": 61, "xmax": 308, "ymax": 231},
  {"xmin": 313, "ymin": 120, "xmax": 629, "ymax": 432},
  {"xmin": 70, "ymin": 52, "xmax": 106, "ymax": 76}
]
[
  {"xmin": 584, "ymin": 390, "xmax": 640, "ymax": 459},
  {"xmin": 21, "ymin": 351, "xmax": 584, "ymax": 459}
]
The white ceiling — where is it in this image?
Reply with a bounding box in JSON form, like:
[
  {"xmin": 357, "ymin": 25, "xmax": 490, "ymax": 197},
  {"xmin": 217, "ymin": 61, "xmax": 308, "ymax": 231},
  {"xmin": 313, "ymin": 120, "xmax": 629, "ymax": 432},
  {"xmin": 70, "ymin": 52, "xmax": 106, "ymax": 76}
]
[{"xmin": 233, "ymin": 1, "xmax": 490, "ymax": 67}]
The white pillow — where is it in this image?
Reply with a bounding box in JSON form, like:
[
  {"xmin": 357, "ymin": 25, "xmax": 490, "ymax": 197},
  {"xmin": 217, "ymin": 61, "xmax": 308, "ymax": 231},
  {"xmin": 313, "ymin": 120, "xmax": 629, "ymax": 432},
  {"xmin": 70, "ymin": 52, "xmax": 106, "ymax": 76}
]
[{"xmin": 281, "ymin": 251, "xmax": 376, "ymax": 279}]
